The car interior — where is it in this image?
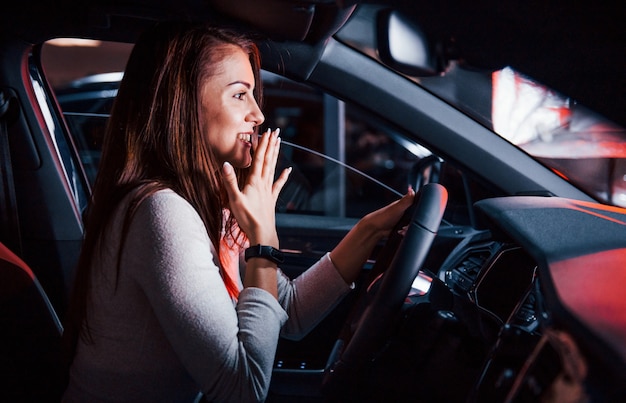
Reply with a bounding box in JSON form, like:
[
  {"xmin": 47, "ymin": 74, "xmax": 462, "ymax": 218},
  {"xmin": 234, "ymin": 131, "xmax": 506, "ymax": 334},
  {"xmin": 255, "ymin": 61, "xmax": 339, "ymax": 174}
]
[{"xmin": 1, "ymin": 0, "xmax": 626, "ymax": 402}]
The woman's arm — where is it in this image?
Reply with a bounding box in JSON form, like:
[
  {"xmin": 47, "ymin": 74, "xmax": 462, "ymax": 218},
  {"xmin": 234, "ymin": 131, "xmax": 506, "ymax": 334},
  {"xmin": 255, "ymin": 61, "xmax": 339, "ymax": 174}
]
[
  {"xmin": 329, "ymin": 188, "xmax": 415, "ymax": 284},
  {"xmin": 222, "ymin": 129, "xmax": 291, "ymax": 298},
  {"xmin": 273, "ymin": 189, "xmax": 416, "ymax": 339}
]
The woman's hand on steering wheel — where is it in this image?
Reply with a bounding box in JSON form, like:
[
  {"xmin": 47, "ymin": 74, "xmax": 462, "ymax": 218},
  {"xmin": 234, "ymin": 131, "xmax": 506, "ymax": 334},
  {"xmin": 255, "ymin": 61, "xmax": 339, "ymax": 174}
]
[{"xmin": 360, "ymin": 186, "xmax": 416, "ymax": 240}]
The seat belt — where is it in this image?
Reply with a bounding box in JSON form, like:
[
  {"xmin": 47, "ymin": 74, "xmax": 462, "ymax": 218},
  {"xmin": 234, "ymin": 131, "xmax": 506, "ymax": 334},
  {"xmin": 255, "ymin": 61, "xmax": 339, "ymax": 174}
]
[{"xmin": 0, "ymin": 88, "xmax": 22, "ymax": 255}]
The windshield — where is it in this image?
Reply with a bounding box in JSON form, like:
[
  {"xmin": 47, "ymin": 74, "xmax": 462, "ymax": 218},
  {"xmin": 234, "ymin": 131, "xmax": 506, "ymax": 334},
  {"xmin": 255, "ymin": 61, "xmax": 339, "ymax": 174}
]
[
  {"xmin": 422, "ymin": 64, "xmax": 626, "ymax": 208},
  {"xmin": 337, "ymin": 6, "xmax": 626, "ymax": 208}
]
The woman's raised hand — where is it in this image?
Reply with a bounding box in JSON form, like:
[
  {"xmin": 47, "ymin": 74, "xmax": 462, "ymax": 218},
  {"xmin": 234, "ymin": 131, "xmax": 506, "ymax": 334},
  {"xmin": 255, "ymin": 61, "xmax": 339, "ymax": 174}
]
[{"xmin": 221, "ymin": 128, "xmax": 291, "ymax": 247}]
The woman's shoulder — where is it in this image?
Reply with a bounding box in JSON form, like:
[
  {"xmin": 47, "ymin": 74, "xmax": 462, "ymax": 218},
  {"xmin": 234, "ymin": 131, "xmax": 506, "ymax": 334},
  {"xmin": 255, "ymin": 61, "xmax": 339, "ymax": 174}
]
[
  {"xmin": 134, "ymin": 188, "xmax": 202, "ymax": 226},
  {"xmin": 146, "ymin": 188, "xmax": 187, "ymax": 204},
  {"xmin": 140, "ymin": 187, "xmax": 189, "ymax": 206}
]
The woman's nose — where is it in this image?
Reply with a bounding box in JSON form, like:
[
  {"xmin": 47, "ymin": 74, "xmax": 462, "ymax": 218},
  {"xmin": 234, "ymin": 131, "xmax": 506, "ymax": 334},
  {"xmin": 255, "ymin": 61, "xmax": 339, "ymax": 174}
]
[{"xmin": 249, "ymin": 99, "xmax": 265, "ymax": 128}]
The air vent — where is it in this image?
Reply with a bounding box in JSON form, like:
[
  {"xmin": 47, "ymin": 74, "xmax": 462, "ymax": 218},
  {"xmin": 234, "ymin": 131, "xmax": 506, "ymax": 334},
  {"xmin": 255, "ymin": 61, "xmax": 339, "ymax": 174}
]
[{"xmin": 445, "ymin": 242, "xmax": 496, "ymax": 295}]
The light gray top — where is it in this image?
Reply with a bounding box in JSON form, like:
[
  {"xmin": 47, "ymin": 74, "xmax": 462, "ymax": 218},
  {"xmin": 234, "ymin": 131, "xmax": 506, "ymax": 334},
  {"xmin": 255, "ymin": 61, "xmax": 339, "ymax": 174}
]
[{"xmin": 63, "ymin": 189, "xmax": 351, "ymax": 403}]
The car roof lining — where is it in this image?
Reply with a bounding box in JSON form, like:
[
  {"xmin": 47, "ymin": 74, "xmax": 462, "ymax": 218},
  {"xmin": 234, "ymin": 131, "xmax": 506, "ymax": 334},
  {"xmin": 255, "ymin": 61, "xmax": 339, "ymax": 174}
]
[
  {"xmin": 4, "ymin": 1, "xmax": 626, "ymax": 127},
  {"xmin": 1, "ymin": 0, "xmax": 355, "ymax": 43},
  {"xmin": 2, "ymin": 1, "xmax": 357, "ymax": 87}
]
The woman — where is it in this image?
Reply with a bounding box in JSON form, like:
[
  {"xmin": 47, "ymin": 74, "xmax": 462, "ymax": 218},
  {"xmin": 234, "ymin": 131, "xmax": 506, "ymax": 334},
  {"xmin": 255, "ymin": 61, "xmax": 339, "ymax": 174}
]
[{"xmin": 62, "ymin": 22, "xmax": 415, "ymax": 402}]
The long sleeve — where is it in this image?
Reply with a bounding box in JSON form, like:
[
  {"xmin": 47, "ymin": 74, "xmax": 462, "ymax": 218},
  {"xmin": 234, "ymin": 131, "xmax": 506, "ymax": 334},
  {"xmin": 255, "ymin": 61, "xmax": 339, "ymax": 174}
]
[
  {"xmin": 276, "ymin": 254, "xmax": 353, "ymax": 340},
  {"xmin": 124, "ymin": 190, "xmax": 288, "ymax": 402},
  {"xmin": 64, "ymin": 189, "xmax": 287, "ymax": 403},
  {"xmin": 64, "ymin": 188, "xmax": 353, "ymax": 403}
]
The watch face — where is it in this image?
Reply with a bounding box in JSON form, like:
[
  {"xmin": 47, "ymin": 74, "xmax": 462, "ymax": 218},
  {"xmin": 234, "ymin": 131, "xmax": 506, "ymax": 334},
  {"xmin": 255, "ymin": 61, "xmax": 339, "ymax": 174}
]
[{"xmin": 270, "ymin": 248, "xmax": 285, "ymax": 263}]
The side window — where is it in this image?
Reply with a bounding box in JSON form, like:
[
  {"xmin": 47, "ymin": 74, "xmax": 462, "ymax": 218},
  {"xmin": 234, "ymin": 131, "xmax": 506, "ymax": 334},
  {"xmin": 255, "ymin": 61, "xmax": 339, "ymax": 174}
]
[
  {"xmin": 54, "ymin": 73, "xmax": 122, "ymax": 185},
  {"xmin": 29, "ymin": 56, "xmax": 91, "ymax": 213},
  {"xmin": 41, "ymin": 39, "xmax": 131, "ymax": 185},
  {"xmin": 263, "ymin": 73, "xmax": 425, "ymax": 218}
]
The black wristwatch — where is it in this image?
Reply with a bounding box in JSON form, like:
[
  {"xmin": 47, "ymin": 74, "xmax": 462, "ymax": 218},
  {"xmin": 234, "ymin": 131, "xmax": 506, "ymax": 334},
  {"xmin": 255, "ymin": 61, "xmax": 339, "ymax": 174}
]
[{"xmin": 244, "ymin": 244, "xmax": 285, "ymax": 265}]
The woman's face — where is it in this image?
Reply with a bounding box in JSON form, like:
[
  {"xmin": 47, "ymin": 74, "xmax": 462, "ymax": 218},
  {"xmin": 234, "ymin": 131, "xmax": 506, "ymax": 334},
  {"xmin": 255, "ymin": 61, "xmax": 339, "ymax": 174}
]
[{"xmin": 200, "ymin": 45, "xmax": 264, "ymax": 168}]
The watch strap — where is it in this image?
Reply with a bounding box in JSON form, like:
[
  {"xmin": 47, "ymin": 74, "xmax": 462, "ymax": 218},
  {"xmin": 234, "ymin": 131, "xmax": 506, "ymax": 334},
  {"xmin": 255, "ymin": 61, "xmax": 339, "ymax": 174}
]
[{"xmin": 244, "ymin": 244, "xmax": 285, "ymax": 264}]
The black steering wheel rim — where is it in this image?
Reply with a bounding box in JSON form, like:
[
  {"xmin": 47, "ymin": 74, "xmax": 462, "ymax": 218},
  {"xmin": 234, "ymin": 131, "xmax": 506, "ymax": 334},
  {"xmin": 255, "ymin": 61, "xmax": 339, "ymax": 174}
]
[{"xmin": 322, "ymin": 183, "xmax": 448, "ymax": 395}]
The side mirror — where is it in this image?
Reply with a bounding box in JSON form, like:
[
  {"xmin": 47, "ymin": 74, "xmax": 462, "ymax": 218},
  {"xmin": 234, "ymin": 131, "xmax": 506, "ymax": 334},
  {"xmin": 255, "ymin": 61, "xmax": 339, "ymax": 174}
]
[{"xmin": 376, "ymin": 8, "xmax": 446, "ymax": 76}]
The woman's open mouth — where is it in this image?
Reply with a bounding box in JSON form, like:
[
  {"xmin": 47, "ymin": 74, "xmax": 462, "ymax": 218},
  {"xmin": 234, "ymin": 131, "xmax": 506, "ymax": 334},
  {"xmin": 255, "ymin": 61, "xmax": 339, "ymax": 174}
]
[{"xmin": 238, "ymin": 133, "xmax": 252, "ymax": 144}]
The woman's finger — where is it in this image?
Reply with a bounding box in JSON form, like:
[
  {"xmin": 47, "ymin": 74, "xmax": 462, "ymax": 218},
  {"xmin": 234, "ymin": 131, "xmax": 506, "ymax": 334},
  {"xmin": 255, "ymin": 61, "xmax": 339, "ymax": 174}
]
[
  {"xmin": 263, "ymin": 129, "xmax": 280, "ymax": 180},
  {"xmin": 272, "ymin": 166, "xmax": 292, "ymax": 199},
  {"xmin": 221, "ymin": 161, "xmax": 240, "ymax": 202},
  {"xmin": 250, "ymin": 128, "xmax": 271, "ymax": 178}
]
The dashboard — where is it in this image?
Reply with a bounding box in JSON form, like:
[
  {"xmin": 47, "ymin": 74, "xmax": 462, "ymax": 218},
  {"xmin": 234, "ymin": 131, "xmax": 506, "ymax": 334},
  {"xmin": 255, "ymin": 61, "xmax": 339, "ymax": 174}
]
[
  {"xmin": 380, "ymin": 195, "xmax": 626, "ymax": 401},
  {"xmin": 429, "ymin": 195, "xmax": 626, "ymax": 401}
]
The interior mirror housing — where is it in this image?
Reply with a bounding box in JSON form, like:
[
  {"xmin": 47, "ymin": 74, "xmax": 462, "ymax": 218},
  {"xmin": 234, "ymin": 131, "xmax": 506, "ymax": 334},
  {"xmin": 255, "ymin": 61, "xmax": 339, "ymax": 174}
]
[{"xmin": 376, "ymin": 8, "xmax": 445, "ymax": 76}]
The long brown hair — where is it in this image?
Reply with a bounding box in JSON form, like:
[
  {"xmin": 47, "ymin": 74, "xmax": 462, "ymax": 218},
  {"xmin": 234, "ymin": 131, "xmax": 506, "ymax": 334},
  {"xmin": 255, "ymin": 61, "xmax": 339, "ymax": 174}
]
[{"xmin": 63, "ymin": 22, "xmax": 262, "ymax": 362}]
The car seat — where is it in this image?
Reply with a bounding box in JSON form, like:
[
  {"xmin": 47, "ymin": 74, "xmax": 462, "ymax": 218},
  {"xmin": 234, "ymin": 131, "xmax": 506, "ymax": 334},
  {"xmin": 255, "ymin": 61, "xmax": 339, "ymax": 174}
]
[{"xmin": 0, "ymin": 241, "xmax": 65, "ymax": 402}]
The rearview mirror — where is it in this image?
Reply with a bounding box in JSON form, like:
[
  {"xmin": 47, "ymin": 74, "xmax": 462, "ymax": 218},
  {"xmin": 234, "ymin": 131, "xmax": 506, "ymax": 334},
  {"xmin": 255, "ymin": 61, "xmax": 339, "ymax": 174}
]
[{"xmin": 376, "ymin": 9, "xmax": 445, "ymax": 76}]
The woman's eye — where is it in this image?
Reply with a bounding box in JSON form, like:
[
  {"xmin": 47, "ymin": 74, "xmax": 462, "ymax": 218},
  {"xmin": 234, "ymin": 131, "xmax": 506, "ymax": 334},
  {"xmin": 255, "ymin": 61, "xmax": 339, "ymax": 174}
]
[{"xmin": 234, "ymin": 92, "xmax": 246, "ymax": 100}]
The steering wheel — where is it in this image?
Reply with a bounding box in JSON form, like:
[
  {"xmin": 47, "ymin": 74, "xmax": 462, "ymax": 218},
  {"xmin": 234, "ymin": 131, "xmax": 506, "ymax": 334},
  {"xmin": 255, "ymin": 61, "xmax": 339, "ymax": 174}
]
[{"xmin": 321, "ymin": 182, "xmax": 448, "ymax": 396}]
